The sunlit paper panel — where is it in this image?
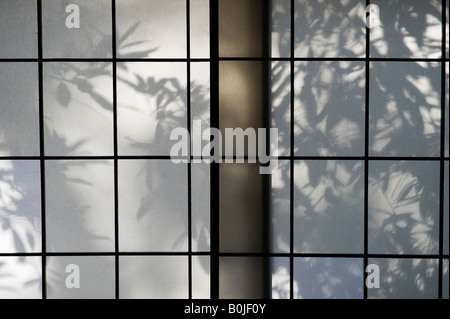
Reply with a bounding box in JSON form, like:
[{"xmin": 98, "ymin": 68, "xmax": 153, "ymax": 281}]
[
  {"xmin": 42, "ymin": 0, "xmax": 112, "ymax": 58},
  {"xmin": 45, "ymin": 160, "xmax": 115, "ymax": 252},
  {"xmin": 370, "ymin": 0, "xmax": 442, "ymax": 58},
  {"xmin": 46, "ymin": 256, "xmax": 115, "ymax": 299},
  {"xmin": 119, "ymin": 160, "xmax": 188, "ymax": 252},
  {"xmin": 119, "ymin": 256, "xmax": 188, "ymax": 299},
  {"xmin": 294, "ymin": 258, "xmax": 364, "ymax": 299},
  {"xmin": 368, "ymin": 258, "xmax": 439, "ymax": 299},
  {"xmin": 294, "ymin": 0, "xmax": 366, "ymax": 57},
  {"xmin": 44, "ymin": 62, "xmax": 114, "ymax": 156},
  {"xmin": 116, "ymin": 0, "xmax": 186, "ymax": 58},
  {"xmin": 294, "ymin": 160, "xmax": 364, "ymax": 253},
  {"xmin": 368, "ymin": 161, "xmax": 440, "ymax": 254},
  {"xmin": 117, "ymin": 62, "xmax": 187, "ymax": 156},
  {"xmin": 0, "ymin": 160, "xmax": 41, "ymax": 253},
  {"xmin": 0, "ymin": 0, "xmax": 37, "ymax": 58},
  {"xmin": 0, "ymin": 256, "xmax": 42, "ymax": 299},
  {"xmin": 0, "ymin": 63, "xmax": 39, "ymax": 156},
  {"xmin": 294, "ymin": 61, "xmax": 365, "ymax": 156},
  {"xmin": 190, "ymin": 0, "xmax": 210, "ymax": 58},
  {"xmin": 369, "ymin": 62, "xmax": 441, "ymax": 157}
]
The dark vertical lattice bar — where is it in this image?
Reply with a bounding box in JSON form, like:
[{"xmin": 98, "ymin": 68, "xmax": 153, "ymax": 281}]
[
  {"xmin": 262, "ymin": 0, "xmax": 271, "ymax": 299},
  {"xmin": 289, "ymin": 0, "xmax": 295, "ymax": 300},
  {"xmin": 364, "ymin": 0, "xmax": 370, "ymax": 300},
  {"xmin": 186, "ymin": 0, "xmax": 193, "ymax": 300},
  {"xmin": 37, "ymin": 0, "xmax": 47, "ymax": 300},
  {"xmin": 438, "ymin": 0, "xmax": 447, "ymax": 300},
  {"xmin": 209, "ymin": 0, "xmax": 220, "ymax": 300},
  {"xmin": 111, "ymin": 0, "xmax": 120, "ymax": 299}
]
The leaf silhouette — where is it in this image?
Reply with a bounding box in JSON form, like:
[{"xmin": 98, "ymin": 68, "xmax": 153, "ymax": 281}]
[
  {"xmin": 118, "ymin": 22, "xmax": 140, "ymax": 46},
  {"xmin": 56, "ymin": 82, "xmax": 71, "ymax": 107}
]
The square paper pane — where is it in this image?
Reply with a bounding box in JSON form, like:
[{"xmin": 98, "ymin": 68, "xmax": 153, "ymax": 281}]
[
  {"xmin": 119, "ymin": 256, "xmax": 188, "ymax": 299},
  {"xmin": 0, "ymin": 161, "xmax": 41, "ymax": 253},
  {"xmin": 368, "ymin": 161, "xmax": 440, "ymax": 254},
  {"xmin": 270, "ymin": 160, "xmax": 290, "ymax": 253},
  {"xmin": 0, "ymin": 63, "xmax": 39, "ymax": 156},
  {"xmin": 46, "ymin": 160, "xmax": 115, "ymax": 252},
  {"xmin": 294, "ymin": 258, "xmax": 364, "ymax": 299},
  {"xmin": 369, "ymin": 62, "xmax": 441, "ymax": 157},
  {"xmin": 0, "ymin": 256, "xmax": 42, "ymax": 299},
  {"xmin": 368, "ymin": 258, "xmax": 439, "ymax": 299},
  {"xmin": 271, "ymin": 61, "xmax": 291, "ymax": 157},
  {"xmin": 42, "ymin": 0, "xmax": 112, "ymax": 58},
  {"xmin": 271, "ymin": 257, "xmax": 291, "ymax": 299},
  {"xmin": 44, "ymin": 62, "xmax": 114, "ymax": 156},
  {"xmin": 46, "ymin": 256, "xmax": 115, "ymax": 299},
  {"xmin": 294, "ymin": 61, "xmax": 365, "ymax": 156},
  {"xmin": 370, "ymin": 0, "xmax": 442, "ymax": 58},
  {"xmin": 294, "ymin": 160, "xmax": 364, "ymax": 253},
  {"xmin": 119, "ymin": 160, "xmax": 188, "ymax": 252},
  {"xmin": 117, "ymin": 62, "xmax": 187, "ymax": 156},
  {"xmin": 294, "ymin": 0, "xmax": 366, "ymax": 57},
  {"xmin": 271, "ymin": 0, "xmax": 290, "ymax": 58},
  {"xmin": 0, "ymin": 0, "xmax": 37, "ymax": 58},
  {"xmin": 116, "ymin": 0, "xmax": 186, "ymax": 58}
]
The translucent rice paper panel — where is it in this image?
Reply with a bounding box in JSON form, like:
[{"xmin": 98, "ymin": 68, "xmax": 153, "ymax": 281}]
[
  {"xmin": 271, "ymin": 61, "xmax": 290, "ymax": 157},
  {"xmin": 0, "ymin": 256, "xmax": 42, "ymax": 299},
  {"xmin": 118, "ymin": 160, "xmax": 188, "ymax": 252},
  {"xmin": 46, "ymin": 256, "xmax": 115, "ymax": 299},
  {"xmin": 294, "ymin": 258, "xmax": 364, "ymax": 299},
  {"xmin": 45, "ymin": 160, "xmax": 115, "ymax": 252},
  {"xmin": 192, "ymin": 162, "xmax": 210, "ymax": 252},
  {"xmin": 220, "ymin": 257, "xmax": 265, "ymax": 299},
  {"xmin": 368, "ymin": 161, "xmax": 440, "ymax": 254},
  {"xmin": 294, "ymin": 61, "xmax": 365, "ymax": 156},
  {"xmin": 192, "ymin": 256, "xmax": 210, "ymax": 299},
  {"xmin": 190, "ymin": 0, "xmax": 210, "ymax": 58},
  {"xmin": 191, "ymin": 62, "xmax": 210, "ymax": 160},
  {"xmin": 444, "ymin": 259, "xmax": 449, "ymax": 299},
  {"xmin": 42, "ymin": 0, "xmax": 112, "ymax": 58},
  {"xmin": 369, "ymin": 62, "xmax": 441, "ymax": 157},
  {"xmin": 447, "ymin": 0, "xmax": 449, "ymax": 58},
  {"xmin": 370, "ymin": 0, "xmax": 442, "ymax": 58},
  {"xmin": 368, "ymin": 258, "xmax": 439, "ymax": 299},
  {"xmin": 44, "ymin": 62, "xmax": 114, "ymax": 156},
  {"xmin": 271, "ymin": 0, "xmax": 290, "ymax": 58},
  {"xmin": 270, "ymin": 160, "xmax": 290, "ymax": 253},
  {"xmin": 117, "ymin": 62, "xmax": 187, "ymax": 156},
  {"xmin": 0, "ymin": 160, "xmax": 41, "ymax": 253},
  {"xmin": 446, "ymin": 63, "xmax": 449, "ymax": 157},
  {"xmin": 294, "ymin": 160, "xmax": 364, "ymax": 253},
  {"xmin": 0, "ymin": 0, "xmax": 37, "ymax": 58},
  {"xmin": 120, "ymin": 256, "xmax": 188, "ymax": 299},
  {"xmin": 294, "ymin": 0, "xmax": 366, "ymax": 58},
  {"xmin": 116, "ymin": 0, "xmax": 186, "ymax": 58},
  {"xmin": 444, "ymin": 161, "xmax": 449, "ymax": 255},
  {"xmin": 0, "ymin": 63, "xmax": 39, "ymax": 157},
  {"xmin": 271, "ymin": 257, "xmax": 291, "ymax": 299}
]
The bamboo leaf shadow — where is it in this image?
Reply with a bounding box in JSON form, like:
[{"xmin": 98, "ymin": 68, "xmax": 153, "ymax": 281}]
[{"xmin": 56, "ymin": 82, "xmax": 71, "ymax": 107}]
